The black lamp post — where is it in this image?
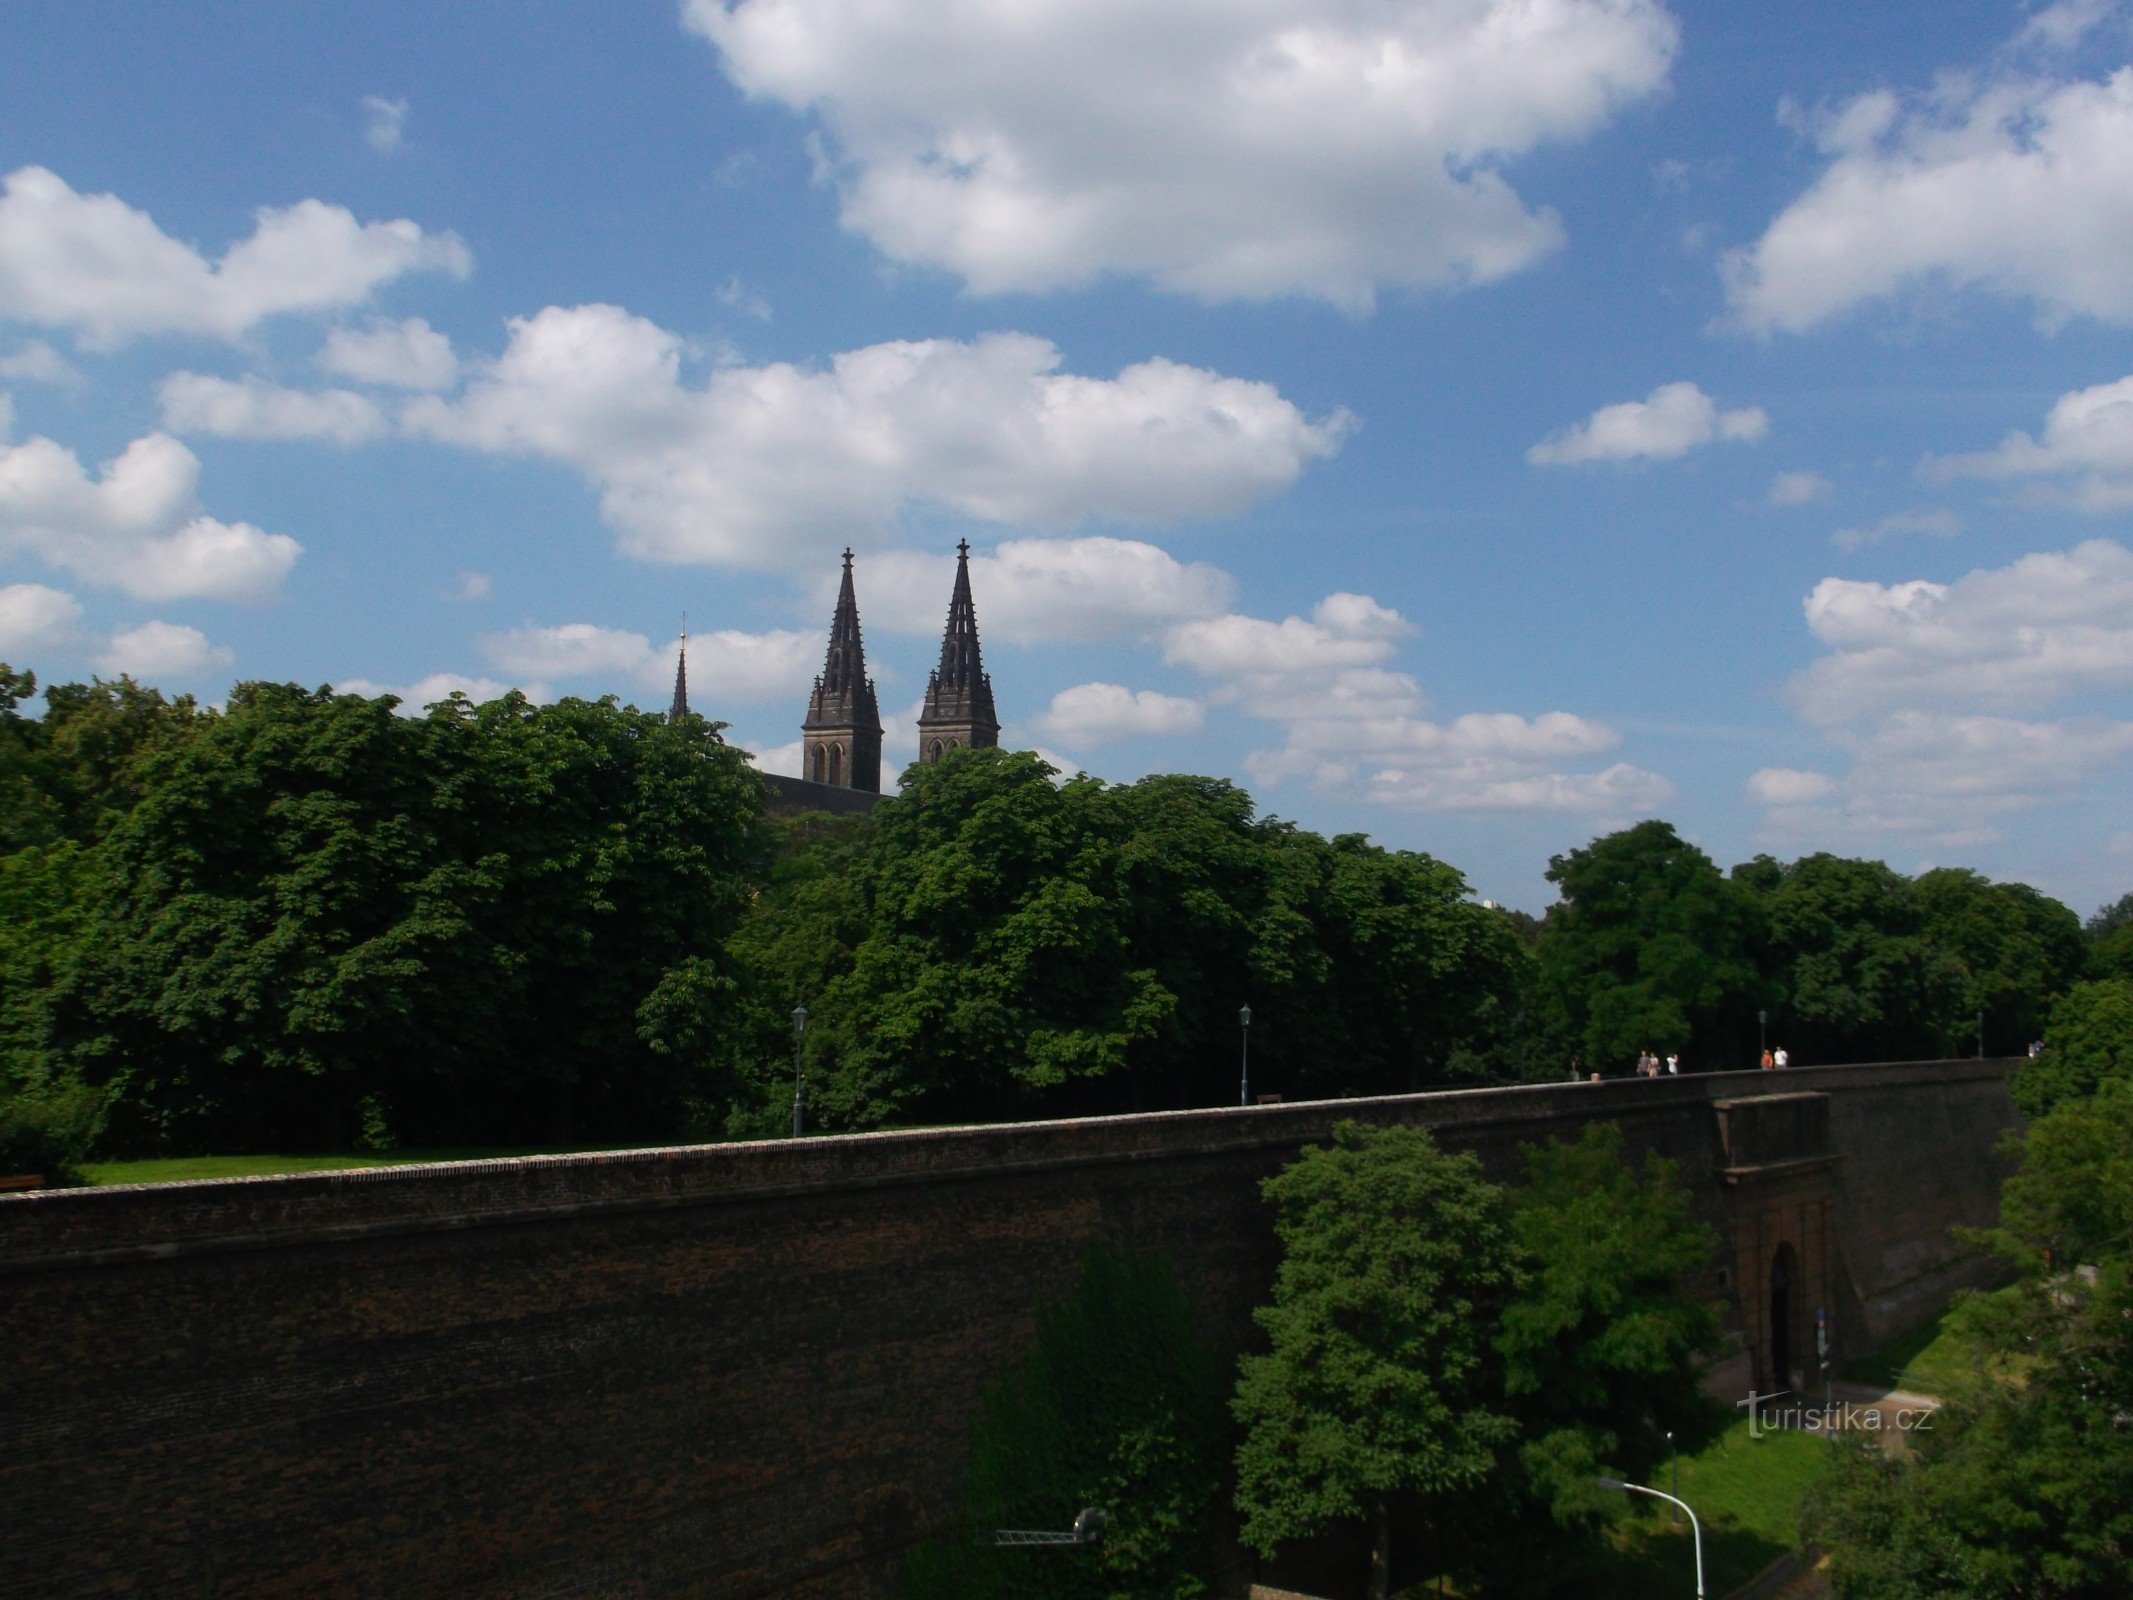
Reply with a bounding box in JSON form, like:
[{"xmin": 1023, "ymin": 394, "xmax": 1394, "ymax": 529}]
[
  {"xmin": 791, "ymin": 1005, "xmax": 808, "ymax": 1137},
  {"xmin": 1239, "ymin": 1005, "xmax": 1252, "ymax": 1107},
  {"xmin": 1757, "ymin": 1008, "xmax": 1768, "ymax": 1058},
  {"xmin": 1977, "ymin": 1010, "xmax": 1986, "ymax": 1059}
]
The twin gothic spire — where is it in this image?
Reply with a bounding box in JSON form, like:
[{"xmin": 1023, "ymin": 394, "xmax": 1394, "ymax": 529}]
[
  {"xmin": 669, "ymin": 545, "xmax": 996, "ymax": 792},
  {"xmin": 791, "ymin": 543, "xmax": 995, "ymax": 791}
]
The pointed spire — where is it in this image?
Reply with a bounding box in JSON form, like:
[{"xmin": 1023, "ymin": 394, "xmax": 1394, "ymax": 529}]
[
  {"xmin": 918, "ymin": 539, "xmax": 999, "ymax": 757},
  {"xmin": 817, "ymin": 549, "xmax": 874, "ymax": 705},
  {"xmin": 667, "ymin": 613, "xmax": 690, "ymax": 722}
]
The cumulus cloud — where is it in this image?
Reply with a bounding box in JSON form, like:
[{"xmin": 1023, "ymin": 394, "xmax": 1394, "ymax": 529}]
[
  {"xmin": 1924, "ymin": 373, "xmax": 2133, "ymax": 509},
  {"xmin": 685, "ymin": 0, "xmax": 1677, "ymax": 311},
  {"xmin": 0, "ymin": 430, "xmax": 301, "ymax": 599},
  {"xmin": 1528, "ymin": 381, "xmax": 1768, "ymax": 466},
  {"xmin": 95, "ymin": 620, "xmax": 232, "ymax": 681},
  {"xmin": 1831, "ymin": 507, "xmax": 1960, "ymax": 552},
  {"xmin": 1164, "ymin": 592, "xmax": 1668, "ymax": 812},
  {"xmin": 334, "ymin": 672, "xmax": 530, "ymax": 712},
  {"xmin": 1034, "ymin": 682, "xmax": 1204, "ymax": 746},
  {"xmin": 1761, "ymin": 540, "xmax": 2133, "ymax": 841},
  {"xmin": 857, "ymin": 537, "xmax": 1235, "ymax": 644},
  {"xmin": 159, "ymin": 372, "xmax": 387, "ymax": 443},
  {"xmin": 320, "ymin": 317, "xmax": 458, "ymax": 390},
  {"xmin": 1788, "ymin": 540, "xmax": 2133, "ymax": 724},
  {"xmin": 1726, "ymin": 41, "xmax": 2133, "ymax": 333},
  {"xmin": 1745, "ymin": 767, "xmax": 1837, "ymax": 806},
  {"xmin": 0, "ymin": 166, "xmax": 469, "ymax": 347},
  {"xmin": 405, "ymin": 308, "xmax": 1349, "ymax": 569},
  {"xmin": 0, "ymin": 340, "xmax": 82, "ymax": 387},
  {"xmin": 480, "ymin": 620, "xmax": 817, "ymax": 705},
  {"xmin": 1769, "ymin": 469, "xmax": 1833, "ymax": 506},
  {"xmin": 0, "ymin": 581, "xmax": 82, "ymax": 657},
  {"xmin": 363, "ymin": 96, "xmax": 409, "ymax": 156}
]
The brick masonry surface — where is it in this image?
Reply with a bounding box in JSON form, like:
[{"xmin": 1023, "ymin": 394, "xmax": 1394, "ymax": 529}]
[{"xmin": 0, "ymin": 1058, "xmax": 2020, "ymax": 1599}]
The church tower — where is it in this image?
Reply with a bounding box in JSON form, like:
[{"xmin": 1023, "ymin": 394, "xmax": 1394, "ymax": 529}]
[
  {"xmin": 917, "ymin": 539, "xmax": 999, "ymax": 764},
  {"xmin": 801, "ymin": 549, "xmax": 883, "ymax": 792}
]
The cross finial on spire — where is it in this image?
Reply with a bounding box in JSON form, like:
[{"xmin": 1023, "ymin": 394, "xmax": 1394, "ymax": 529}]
[
  {"xmin": 843, "ymin": 546, "xmax": 854, "ymax": 570},
  {"xmin": 957, "ymin": 538, "xmax": 970, "ymax": 559}
]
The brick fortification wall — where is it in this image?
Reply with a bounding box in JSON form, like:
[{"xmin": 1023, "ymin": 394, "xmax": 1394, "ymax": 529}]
[{"xmin": 0, "ymin": 1059, "xmax": 2018, "ymax": 1599}]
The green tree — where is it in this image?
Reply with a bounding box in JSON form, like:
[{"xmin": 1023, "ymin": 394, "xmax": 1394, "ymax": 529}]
[
  {"xmin": 0, "ymin": 664, "xmax": 61, "ymax": 854},
  {"xmin": 1534, "ymin": 821, "xmax": 1764, "ymax": 1072},
  {"xmin": 1810, "ymin": 1052, "xmax": 2133, "ymax": 1596},
  {"xmin": 898, "ymin": 1243, "xmax": 1227, "ymax": 1600},
  {"xmin": 1233, "ymin": 1123, "xmax": 1515, "ymax": 1600},
  {"xmin": 1745, "ymin": 853, "xmax": 1967, "ymax": 1066},
  {"xmin": 1496, "ymin": 1124, "xmax": 1722, "ymax": 1501},
  {"xmin": 1913, "ymin": 868, "xmax": 2087, "ymax": 1055},
  {"xmin": 2011, "ymin": 979, "xmax": 2133, "ymax": 1120},
  {"xmin": 2089, "ymin": 893, "xmax": 2133, "ymax": 982}
]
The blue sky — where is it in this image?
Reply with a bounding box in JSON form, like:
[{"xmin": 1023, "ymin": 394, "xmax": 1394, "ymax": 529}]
[{"xmin": 3, "ymin": 0, "xmax": 2131, "ymax": 912}]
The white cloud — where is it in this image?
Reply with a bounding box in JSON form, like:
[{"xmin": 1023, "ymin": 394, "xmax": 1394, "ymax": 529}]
[
  {"xmin": 1034, "ymin": 682, "xmax": 1204, "ymax": 746},
  {"xmin": 0, "ymin": 430, "xmax": 301, "ymax": 600},
  {"xmin": 334, "ymin": 672, "xmax": 532, "ymax": 712},
  {"xmin": 1745, "ymin": 767, "xmax": 1836, "ymax": 805},
  {"xmin": 749, "ymin": 736, "xmax": 805, "ymax": 778},
  {"xmin": 405, "ymin": 308, "xmax": 1349, "ymax": 570},
  {"xmin": 363, "ymin": 96, "xmax": 409, "ymax": 156},
  {"xmin": 1164, "ymin": 592, "xmax": 1668, "ymax": 812},
  {"xmin": 0, "ymin": 340, "xmax": 82, "ymax": 387},
  {"xmin": 159, "ymin": 372, "xmax": 388, "ymax": 443},
  {"xmin": 95, "ymin": 620, "xmax": 232, "ymax": 681},
  {"xmin": 320, "ymin": 317, "xmax": 458, "ymax": 390},
  {"xmin": 857, "ymin": 537, "xmax": 1235, "ymax": 644},
  {"xmin": 1788, "ymin": 540, "xmax": 2133, "ymax": 724},
  {"xmin": 1763, "ymin": 541, "xmax": 2133, "ymax": 840},
  {"xmin": 0, "ymin": 581, "xmax": 81, "ymax": 657},
  {"xmin": 1924, "ymin": 373, "xmax": 2133, "ymax": 509},
  {"xmin": 686, "ymin": 0, "xmax": 1677, "ymax": 310},
  {"xmin": 1769, "ymin": 469, "xmax": 1832, "ymax": 506},
  {"xmin": 456, "ymin": 571, "xmax": 493, "ymax": 601},
  {"xmin": 1528, "ymin": 381, "xmax": 1768, "ymax": 466},
  {"xmin": 479, "ymin": 620, "xmax": 817, "ymax": 705},
  {"xmin": 1831, "ymin": 507, "xmax": 1960, "ymax": 552},
  {"xmin": 717, "ymin": 276, "xmax": 772, "ymax": 321},
  {"xmin": 0, "ymin": 166, "xmax": 469, "ymax": 347},
  {"xmin": 1726, "ymin": 49, "xmax": 2133, "ymax": 333},
  {"xmin": 482, "ymin": 622, "xmax": 655, "ymax": 681}
]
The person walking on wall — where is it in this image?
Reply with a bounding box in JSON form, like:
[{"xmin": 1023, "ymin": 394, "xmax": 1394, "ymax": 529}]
[
  {"xmin": 1760, "ymin": 1048, "xmax": 1775, "ymax": 1071},
  {"xmin": 1666, "ymin": 1053, "xmax": 1680, "ymax": 1075},
  {"xmin": 1774, "ymin": 1046, "xmax": 1789, "ymax": 1069}
]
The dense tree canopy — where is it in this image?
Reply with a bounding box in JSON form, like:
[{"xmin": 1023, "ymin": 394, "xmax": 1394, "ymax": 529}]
[
  {"xmin": 725, "ymin": 750, "xmax": 1524, "ymax": 1130},
  {"xmin": 0, "ymin": 658, "xmax": 2112, "ymax": 1158}
]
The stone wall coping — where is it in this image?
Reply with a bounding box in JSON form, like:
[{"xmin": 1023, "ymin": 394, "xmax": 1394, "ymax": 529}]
[{"xmin": 0, "ymin": 1058, "xmax": 2019, "ymax": 1275}]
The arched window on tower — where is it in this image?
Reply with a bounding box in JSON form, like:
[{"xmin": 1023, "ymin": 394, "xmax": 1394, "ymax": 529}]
[
  {"xmin": 930, "ymin": 739, "xmax": 944, "ymax": 762},
  {"xmin": 812, "ymin": 744, "xmax": 826, "ymax": 783},
  {"xmin": 829, "ymin": 744, "xmax": 842, "ymax": 786}
]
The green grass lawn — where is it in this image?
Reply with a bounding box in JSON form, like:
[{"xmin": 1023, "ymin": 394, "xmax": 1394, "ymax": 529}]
[
  {"xmin": 82, "ymin": 1144, "xmax": 670, "ymax": 1186},
  {"xmin": 1591, "ymin": 1411, "xmax": 1832, "ymax": 1598},
  {"xmin": 1838, "ymin": 1304, "xmax": 1970, "ymax": 1397}
]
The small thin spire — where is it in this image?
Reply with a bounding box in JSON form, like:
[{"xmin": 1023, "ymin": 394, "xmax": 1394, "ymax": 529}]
[{"xmin": 668, "ymin": 615, "xmax": 690, "ymax": 722}]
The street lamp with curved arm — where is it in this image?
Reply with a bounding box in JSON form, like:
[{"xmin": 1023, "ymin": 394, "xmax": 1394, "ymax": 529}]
[{"xmin": 1597, "ymin": 1478, "xmax": 1703, "ymax": 1598}]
